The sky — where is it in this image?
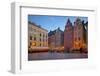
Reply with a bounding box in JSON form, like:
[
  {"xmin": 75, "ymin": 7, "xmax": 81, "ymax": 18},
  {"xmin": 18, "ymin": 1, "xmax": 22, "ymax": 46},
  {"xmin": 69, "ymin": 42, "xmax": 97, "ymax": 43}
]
[{"xmin": 28, "ymin": 15, "xmax": 88, "ymax": 32}]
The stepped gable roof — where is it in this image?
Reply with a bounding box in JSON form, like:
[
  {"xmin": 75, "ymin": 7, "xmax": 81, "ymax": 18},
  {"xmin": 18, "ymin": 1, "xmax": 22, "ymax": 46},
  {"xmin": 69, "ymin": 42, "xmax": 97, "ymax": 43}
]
[
  {"xmin": 65, "ymin": 18, "xmax": 73, "ymax": 28},
  {"xmin": 75, "ymin": 17, "xmax": 82, "ymax": 25},
  {"xmin": 48, "ymin": 27, "xmax": 63, "ymax": 36},
  {"xmin": 48, "ymin": 30, "xmax": 56, "ymax": 36}
]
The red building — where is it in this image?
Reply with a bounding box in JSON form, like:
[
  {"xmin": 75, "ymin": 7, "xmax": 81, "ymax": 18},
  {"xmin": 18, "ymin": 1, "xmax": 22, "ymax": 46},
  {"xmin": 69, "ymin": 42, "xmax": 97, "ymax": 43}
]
[
  {"xmin": 64, "ymin": 19, "xmax": 73, "ymax": 52},
  {"xmin": 64, "ymin": 18, "xmax": 88, "ymax": 53}
]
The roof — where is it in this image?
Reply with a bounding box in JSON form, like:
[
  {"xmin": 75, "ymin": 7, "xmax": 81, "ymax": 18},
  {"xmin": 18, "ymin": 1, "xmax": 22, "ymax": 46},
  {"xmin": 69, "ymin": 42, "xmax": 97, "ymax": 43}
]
[
  {"xmin": 48, "ymin": 27, "xmax": 63, "ymax": 36},
  {"xmin": 65, "ymin": 18, "xmax": 73, "ymax": 28},
  {"xmin": 28, "ymin": 21, "xmax": 48, "ymax": 32},
  {"xmin": 82, "ymin": 20, "xmax": 88, "ymax": 31}
]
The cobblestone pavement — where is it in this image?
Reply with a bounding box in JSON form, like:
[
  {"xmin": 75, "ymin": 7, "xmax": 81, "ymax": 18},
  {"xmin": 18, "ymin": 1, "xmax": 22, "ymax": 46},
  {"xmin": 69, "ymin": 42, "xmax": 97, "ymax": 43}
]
[{"xmin": 28, "ymin": 52, "xmax": 88, "ymax": 61}]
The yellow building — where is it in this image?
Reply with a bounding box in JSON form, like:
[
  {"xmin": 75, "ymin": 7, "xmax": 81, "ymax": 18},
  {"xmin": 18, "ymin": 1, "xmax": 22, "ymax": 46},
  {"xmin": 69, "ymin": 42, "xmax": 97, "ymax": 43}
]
[{"xmin": 28, "ymin": 21, "xmax": 48, "ymax": 52}]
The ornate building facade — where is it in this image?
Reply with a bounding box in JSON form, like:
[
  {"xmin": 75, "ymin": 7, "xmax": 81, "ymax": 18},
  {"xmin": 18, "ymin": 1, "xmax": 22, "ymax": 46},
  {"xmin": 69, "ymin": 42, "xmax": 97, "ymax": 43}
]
[
  {"xmin": 64, "ymin": 18, "xmax": 88, "ymax": 53},
  {"xmin": 73, "ymin": 18, "xmax": 86, "ymax": 50},
  {"xmin": 28, "ymin": 21, "xmax": 48, "ymax": 52},
  {"xmin": 64, "ymin": 19, "xmax": 73, "ymax": 52},
  {"xmin": 48, "ymin": 27, "xmax": 64, "ymax": 52}
]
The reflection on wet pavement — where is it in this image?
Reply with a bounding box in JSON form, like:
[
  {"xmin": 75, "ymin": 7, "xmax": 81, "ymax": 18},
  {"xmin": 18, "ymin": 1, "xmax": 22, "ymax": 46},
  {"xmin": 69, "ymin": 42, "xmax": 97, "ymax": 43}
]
[{"xmin": 28, "ymin": 52, "xmax": 88, "ymax": 61}]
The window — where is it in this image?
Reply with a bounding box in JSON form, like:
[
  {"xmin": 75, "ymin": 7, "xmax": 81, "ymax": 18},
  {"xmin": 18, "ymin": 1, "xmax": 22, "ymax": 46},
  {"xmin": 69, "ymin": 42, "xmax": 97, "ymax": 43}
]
[
  {"xmin": 78, "ymin": 37, "xmax": 80, "ymax": 40},
  {"xmin": 34, "ymin": 37, "xmax": 36, "ymax": 40},
  {"xmin": 40, "ymin": 43, "xmax": 41, "ymax": 46},
  {"xmin": 40, "ymin": 33, "xmax": 41, "ymax": 36},
  {"xmin": 30, "ymin": 36, "xmax": 32, "ymax": 40},
  {"xmin": 32, "ymin": 42, "xmax": 36, "ymax": 46}
]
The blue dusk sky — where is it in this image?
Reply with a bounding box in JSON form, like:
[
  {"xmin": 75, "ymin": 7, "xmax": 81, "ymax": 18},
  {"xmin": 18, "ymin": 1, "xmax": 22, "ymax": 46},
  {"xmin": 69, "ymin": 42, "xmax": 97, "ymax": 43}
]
[{"xmin": 28, "ymin": 15, "xmax": 88, "ymax": 32}]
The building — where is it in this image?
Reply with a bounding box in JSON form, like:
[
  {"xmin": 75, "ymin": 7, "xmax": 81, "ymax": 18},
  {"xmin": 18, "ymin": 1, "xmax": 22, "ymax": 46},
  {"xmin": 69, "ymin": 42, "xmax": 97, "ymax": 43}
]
[
  {"xmin": 64, "ymin": 18, "xmax": 88, "ymax": 53},
  {"xmin": 73, "ymin": 18, "xmax": 87, "ymax": 50},
  {"xmin": 82, "ymin": 20, "xmax": 88, "ymax": 44},
  {"xmin": 48, "ymin": 27, "xmax": 64, "ymax": 52},
  {"xmin": 28, "ymin": 21, "xmax": 48, "ymax": 52},
  {"xmin": 82, "ymin": 20, "xmax": 88, "ymax": 52},
  {"xmin": 64, "ymin": 19, "xmax": 73, "ymax": 52}
]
